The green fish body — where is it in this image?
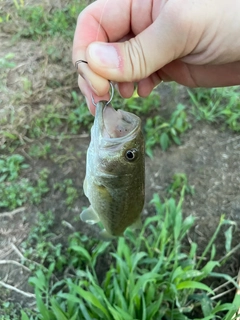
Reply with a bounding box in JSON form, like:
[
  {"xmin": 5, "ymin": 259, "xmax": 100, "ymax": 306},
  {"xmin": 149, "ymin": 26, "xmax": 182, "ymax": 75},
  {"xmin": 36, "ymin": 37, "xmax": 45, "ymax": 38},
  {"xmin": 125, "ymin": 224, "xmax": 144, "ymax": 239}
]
[{"xmin": 80, "ymin": 101, "xmax": 145, "ymax": 238}]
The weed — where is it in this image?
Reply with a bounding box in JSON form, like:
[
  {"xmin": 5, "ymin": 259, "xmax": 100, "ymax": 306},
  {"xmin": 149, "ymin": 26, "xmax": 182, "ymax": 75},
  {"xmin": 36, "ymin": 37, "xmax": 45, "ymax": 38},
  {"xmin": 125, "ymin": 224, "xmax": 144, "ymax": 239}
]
[
  {"xmin": 0, "ymin": 301, "xmax": 20, "ymax": 320},
  {"xmin": 13, "ymin": 1, "xmax": 88, "ymax": 40},
  {"xmin": 0, "ymin": 154, "xmax": 29, "ymax": 182},
  {"xmin": 28, "ymin": 142, "xmax": 51, "ymax": 159},
  {"xmin": 28, "ymin": 94, "xmax": 93, "ymax": 139},
  {"xmin": 0, "ymin": 154, "xmax": 49, "ymax": 209},
  {"xmin": 123, "ymin": 90, "xmax": 161, "ymax": 116},
  {"xmin": 0, "ymin": 174, "xmax": 49, "ymax": 209},
  {"xmin": 145, "ymin": 103, "xmax": 191, "ymax": 156},
  {"xmin": 21, "ymin": 211, "xmax": 63, "ymax": 268},
  {"xmin": 21, "ymin": 211, "xmax": 109, "ymax": 280},
  {"xmin": 167, "ymin": 173, "xmax": 195, "ymax": 198},
  {"xmin": 188, "ymin": 87, "xmax": 240, "ymax": 131},
  {"xmin": 54, "ymin": 179, "xmax": 78, "ymax": 207},
  {"xmin": 13, "ymin": 0, "xmax": 25, "ymax": 10},
  {"xmin": 67, "ymin": 91, "xmax": 93, "ymax": 133},
  {"xmin": 21, "ymin": 210, "xmax": 109, "ymax": 279},
  {"xmin": 0, "ymin": 53, "xmax": 15, "ymax": 69},
  {"xmin": 0, "ymin": 13, "xmax": 10, "ymax": 24},
  {"xmin": 21, "ymin": 188, "xmax": 239, "ymax": 319},
  {"xmin": 28, "ymin": 105, "xmax": 64, "ymax": 139}
]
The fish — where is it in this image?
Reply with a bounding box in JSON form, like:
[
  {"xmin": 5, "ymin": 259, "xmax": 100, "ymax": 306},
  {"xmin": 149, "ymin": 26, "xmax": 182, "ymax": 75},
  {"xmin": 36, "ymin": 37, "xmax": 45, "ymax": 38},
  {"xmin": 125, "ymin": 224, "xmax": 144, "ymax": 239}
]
[{"xmin": 80, "ymin": 100, "xmax": 145, "ymax": 239}]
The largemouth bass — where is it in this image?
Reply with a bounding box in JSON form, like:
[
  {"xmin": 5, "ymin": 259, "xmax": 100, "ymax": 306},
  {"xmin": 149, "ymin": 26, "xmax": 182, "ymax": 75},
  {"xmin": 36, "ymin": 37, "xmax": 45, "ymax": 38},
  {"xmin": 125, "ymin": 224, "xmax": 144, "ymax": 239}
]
[{"xmin": 80, "ymin": 100, "xmax": 145, "ymax": 238}]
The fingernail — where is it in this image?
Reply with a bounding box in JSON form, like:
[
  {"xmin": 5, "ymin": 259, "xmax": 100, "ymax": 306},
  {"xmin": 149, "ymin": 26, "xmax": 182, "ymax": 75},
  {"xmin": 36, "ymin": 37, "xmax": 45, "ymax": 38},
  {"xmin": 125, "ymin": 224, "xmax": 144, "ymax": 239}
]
[{"xmin": 88, "ymin": 43, "xmax": 120, "ymax": 68}]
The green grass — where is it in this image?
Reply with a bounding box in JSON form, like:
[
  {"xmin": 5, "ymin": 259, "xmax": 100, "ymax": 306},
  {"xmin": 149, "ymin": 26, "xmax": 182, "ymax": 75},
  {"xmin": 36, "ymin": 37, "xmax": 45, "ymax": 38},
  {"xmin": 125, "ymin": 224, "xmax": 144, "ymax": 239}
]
[
  {"xmin": 0, "ymin": 301, "xmax": 20, "ymax": 320},
  {"xmin": 68, "ymin": 91, "xmax": 94, "ymax": 133},
  {"xmin": 28, "ymin": 142, "xmax": 52, "ymax": 159},
  {"xmin": 20, "ymin": 212, "xmax": 99, "ymax": 273},
  {"xmin": 54, "ymin": 179, "xmax": 79, "ymax": 207},
  {"xmin": 0, "ymin": 1, "xmax": 88, "ymax": 40},
  {"xmin": 0, "ymin": 154, "xmax": 28, "ymax": 181},
  {"xmin": 188, "ymin": 87, "xmax": 240, "ymax": 131},
  {"xmin": 27, "ymin": 93, "xmax": 93, "ymax": 139},
  {"xmin": 0, "ymin": 154, "xmax": 49, "ymax": 209},
  {"xmin": 0, "ymin": 53, "xmax": 15, "ymax": 70},
  {"xmin": 14, "ymin": 184, "xmax": 240, "ymax": 320},
  {"xmin": 144, "ymin": 103, "xmax": 191, "ymax": 156},
  {"xmin": 167, "ymin": 173, "xmax": 195, "ymax": 198}
]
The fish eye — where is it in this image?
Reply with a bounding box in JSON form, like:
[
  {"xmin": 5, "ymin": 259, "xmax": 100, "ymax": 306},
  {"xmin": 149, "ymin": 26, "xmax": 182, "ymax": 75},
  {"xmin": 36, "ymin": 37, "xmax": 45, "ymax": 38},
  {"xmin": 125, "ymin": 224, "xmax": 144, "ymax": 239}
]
[{"xmin": 125, "ymin": 149, "xmax": 138, "ymax": 161}]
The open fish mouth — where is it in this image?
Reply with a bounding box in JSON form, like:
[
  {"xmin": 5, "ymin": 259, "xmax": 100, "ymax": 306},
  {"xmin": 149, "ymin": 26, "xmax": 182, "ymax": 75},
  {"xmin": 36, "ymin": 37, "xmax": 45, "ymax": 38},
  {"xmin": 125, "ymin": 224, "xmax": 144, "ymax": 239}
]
[{"xmin": 99, "ymin": 103, "xmax": 140, "ymax": 140}]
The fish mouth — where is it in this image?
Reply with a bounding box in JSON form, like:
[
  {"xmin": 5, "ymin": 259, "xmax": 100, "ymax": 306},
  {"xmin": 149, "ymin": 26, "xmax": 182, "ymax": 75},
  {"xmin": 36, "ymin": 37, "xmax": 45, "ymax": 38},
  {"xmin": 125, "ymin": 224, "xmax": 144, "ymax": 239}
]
[{"xmin": 95, "ymin": 102, "xmax": 141, "ymax": 142}]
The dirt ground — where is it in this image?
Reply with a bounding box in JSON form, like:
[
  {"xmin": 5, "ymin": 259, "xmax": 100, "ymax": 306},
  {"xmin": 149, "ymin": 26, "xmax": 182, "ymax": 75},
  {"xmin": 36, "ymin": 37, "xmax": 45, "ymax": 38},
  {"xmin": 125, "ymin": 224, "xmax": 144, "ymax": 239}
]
[{"xmin": 0, "ymin": 1, "xmax": 240, "ymax": 313}]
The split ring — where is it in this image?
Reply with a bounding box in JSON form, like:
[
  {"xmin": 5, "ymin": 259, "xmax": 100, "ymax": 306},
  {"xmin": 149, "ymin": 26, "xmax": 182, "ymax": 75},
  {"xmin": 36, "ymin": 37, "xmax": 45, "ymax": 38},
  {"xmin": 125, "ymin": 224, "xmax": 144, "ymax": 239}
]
[
  {"xmin": 91, "ymin": 82, "xmax": 114, "ymax": 107},
  {"xmin": 75, "ymin": 59, "xmax": 88, "ymax": 70}
]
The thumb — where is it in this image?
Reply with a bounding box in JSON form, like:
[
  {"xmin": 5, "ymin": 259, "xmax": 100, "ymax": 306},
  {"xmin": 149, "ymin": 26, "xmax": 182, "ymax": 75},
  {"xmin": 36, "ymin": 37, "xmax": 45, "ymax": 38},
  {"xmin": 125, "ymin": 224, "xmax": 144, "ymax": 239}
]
[{"xmin": 86, "ymin": 13, "xmax": 186, "ymax": 82}]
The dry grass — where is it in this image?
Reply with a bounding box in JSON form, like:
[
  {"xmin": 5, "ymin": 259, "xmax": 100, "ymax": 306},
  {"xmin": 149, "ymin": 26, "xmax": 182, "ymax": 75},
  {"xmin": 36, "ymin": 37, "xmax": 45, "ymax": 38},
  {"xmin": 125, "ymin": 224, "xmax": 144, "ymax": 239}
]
[{"xmin": 0, "ymin": 31, "xmax": 80, "ymax": 148}]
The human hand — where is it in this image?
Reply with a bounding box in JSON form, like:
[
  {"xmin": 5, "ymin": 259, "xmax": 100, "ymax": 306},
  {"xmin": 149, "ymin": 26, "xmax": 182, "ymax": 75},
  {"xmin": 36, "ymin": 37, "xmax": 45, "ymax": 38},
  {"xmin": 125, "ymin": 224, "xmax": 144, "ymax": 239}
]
[{"xmin": 72, "ymin": 0, "xmax": 240, "ymax": 114}]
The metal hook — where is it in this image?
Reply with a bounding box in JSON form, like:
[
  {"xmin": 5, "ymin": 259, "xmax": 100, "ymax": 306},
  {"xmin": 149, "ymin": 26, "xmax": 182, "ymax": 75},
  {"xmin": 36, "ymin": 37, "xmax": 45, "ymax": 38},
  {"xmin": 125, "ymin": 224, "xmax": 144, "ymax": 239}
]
[{"xmin": 91, "ymin": 81, "xmax": 114, "ymax": 107}]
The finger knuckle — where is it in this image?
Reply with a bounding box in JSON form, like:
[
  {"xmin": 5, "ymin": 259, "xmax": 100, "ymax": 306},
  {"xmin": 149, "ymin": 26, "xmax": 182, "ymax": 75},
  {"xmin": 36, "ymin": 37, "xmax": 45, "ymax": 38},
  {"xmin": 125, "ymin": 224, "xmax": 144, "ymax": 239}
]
[{"xmin": 124, "ymin": 38, "xmax": 147, "ymax": 81}]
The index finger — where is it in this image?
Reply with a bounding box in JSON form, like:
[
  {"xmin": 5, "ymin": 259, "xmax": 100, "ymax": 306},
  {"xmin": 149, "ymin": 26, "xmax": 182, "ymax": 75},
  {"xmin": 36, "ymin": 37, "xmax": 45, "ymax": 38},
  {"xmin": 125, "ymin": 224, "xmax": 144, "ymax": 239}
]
[
  {"xmin": 72, "ymin": 0, "xmax": 131, "ymax": 96},
  {"xmin": 72, "ymin": 0, "xmax": 131, "ymax": 60}
]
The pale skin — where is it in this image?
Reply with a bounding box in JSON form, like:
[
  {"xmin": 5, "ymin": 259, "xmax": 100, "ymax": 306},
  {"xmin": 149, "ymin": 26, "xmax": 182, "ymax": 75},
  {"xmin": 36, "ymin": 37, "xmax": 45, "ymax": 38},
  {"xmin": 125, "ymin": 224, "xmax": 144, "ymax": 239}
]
[{"xmin": 72, "ymin": 0, "xmax": 240, "ymax": 114}]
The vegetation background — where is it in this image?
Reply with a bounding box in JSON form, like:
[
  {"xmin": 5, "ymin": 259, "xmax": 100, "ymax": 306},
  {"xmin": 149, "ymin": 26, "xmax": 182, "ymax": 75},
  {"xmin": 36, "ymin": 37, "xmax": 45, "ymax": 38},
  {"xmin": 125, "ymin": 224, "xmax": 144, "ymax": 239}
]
[{"xmin": 1, "ymin": 0, "xmax": 240, "ymax": 319}]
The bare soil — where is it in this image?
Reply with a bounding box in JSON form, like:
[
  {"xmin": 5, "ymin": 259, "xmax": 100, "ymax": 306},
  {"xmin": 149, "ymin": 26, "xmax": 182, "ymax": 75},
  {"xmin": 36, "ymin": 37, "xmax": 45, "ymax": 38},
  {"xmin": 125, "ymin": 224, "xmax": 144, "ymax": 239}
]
[{"xmin": 0, "ymin": 1, "xmax": 240, "ymax": 314}]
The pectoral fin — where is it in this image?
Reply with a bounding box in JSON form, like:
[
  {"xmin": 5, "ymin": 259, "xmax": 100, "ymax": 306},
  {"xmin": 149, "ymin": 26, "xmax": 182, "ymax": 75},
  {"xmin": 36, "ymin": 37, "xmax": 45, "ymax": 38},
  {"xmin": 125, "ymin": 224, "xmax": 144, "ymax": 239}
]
[{"xmin": 80, "ymin": 206, "xmax": 100, "ymax": 225}]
